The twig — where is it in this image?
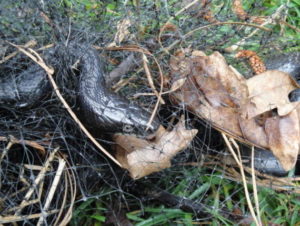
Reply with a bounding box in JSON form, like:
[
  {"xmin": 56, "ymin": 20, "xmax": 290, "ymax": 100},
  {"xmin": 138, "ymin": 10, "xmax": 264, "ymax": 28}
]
[
  {"xmin": 107, "ymin": 53, "xmax": 136, "ymax": 86},
  {"xmin": 0, "ymin": 210, "xmax": 59, "ymax": 224},
  {"xmin": 0, "ymin": 135, "xmax": 46, "ymax": 155},
  {"xmin": 142, "ymin": 54, "xmax": 164, "ymax": 105},
  {"xmin": 158, "ymin": 0, "xmax": 200, "ymax": 55},
  {"xmin": 278, "ymin": 19, "xmax": 300, "ymax": 33},
  {"xmin": 8, "ymin": 42, "xmax": 122, "ymax": 167},
  {"xmin": 145, "ymin": 55, "xmax": 164, "ymax": 130},
  {"xmin": 0, "ymin": 40, "xmax": 37, "ymax": 64},
  {"xmin": 52, "ymin": 152, "xmax": 76, "ymax": 226}
]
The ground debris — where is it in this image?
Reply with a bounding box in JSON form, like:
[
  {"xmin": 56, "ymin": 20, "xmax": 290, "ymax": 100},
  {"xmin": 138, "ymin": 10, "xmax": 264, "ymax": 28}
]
[
  {"xmin": 170, "ymin": 49, "xmax": 300, "ymax": 171},
  {"xmin": 113, "ymin": 116, "xmax": 198, "ymax": 179}
]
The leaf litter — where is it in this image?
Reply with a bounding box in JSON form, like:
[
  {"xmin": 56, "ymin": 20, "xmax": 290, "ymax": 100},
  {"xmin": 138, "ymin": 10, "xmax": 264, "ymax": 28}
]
[
  {"xmin": 113, "ymin": 116, "xmax": 198, "ymax": 179},
  {"xmin": 113, "ymin": 48, "xmax": 300, "ymax": 179},
  {"xmin": 169, "ymin": 49, "xmax": 300, "ymax": 171}
]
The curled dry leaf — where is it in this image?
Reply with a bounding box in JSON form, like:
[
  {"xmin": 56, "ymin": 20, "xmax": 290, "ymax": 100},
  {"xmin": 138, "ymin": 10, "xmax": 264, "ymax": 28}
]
[
  {"xmin": 113, "ymin": 117, "xmax": 198, "ymax": 179},
  {"xmin": 170, "ymin": 50, "xmax": 300, "ymax": 171}
]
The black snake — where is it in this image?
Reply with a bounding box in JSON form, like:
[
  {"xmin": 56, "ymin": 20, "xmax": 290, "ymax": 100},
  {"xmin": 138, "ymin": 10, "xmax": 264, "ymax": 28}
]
[
  {"xmin": 1, "ymin": 46, "xmax": 299, "ymax": 175},
  {"xmin": 0, "ymin": 44, "xmax": 160, "ymax": 136}
]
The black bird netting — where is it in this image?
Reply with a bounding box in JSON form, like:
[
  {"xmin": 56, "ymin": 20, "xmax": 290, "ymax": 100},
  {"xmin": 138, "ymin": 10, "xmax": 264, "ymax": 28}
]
[{"xmin": 1, "ymin": 0, "xmax": 300, "ymax": 225}]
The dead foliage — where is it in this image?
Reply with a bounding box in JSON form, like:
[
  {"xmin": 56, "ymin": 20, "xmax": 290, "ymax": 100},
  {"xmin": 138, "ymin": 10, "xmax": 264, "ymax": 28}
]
[{"xmin": 170, "ymin": 49, "xmax": 300, "ymax": 171}]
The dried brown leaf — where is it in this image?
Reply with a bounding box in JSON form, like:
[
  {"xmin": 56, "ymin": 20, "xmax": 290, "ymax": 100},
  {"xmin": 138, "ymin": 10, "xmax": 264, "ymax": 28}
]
[
  {"xmin": 114, "ymin": 118, "xmax": 198, "ymax": 179},
  {"xmin": 243, "ymin": 70, "xmax": 300, "ymax": 119},
  {"xmin": 265, "ymin": 110, "xmax": 300, "ymax": 171},
  {"xmin": 170, "ymin": 50, "xmax": 300, "ymax": 171}
]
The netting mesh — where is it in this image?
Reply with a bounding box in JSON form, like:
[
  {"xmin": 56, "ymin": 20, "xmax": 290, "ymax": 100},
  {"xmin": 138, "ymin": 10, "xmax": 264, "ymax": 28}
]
[{"xmin": 0, "ymin": 0, "xmax": 299, "ymax": 225}]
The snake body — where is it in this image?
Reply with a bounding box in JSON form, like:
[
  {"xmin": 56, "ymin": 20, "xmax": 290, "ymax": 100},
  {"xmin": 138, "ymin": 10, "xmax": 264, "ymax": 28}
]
[
  {"xmin": 0, "ymin": 65, "xmax": 49, "ymax": 108},
  {"xmin": 0, "ymin": 44, "xmax": 160, "ymax": 136},
  {"xmin": 74, "ymin": 45, "xmax": 160, "ymax": 135}
]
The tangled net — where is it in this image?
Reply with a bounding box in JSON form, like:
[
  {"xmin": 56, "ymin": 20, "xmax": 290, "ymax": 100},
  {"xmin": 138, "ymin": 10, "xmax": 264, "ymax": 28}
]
[{"xmin": 0, "ymin": 0, "xmax": 299, "ymax": 225}]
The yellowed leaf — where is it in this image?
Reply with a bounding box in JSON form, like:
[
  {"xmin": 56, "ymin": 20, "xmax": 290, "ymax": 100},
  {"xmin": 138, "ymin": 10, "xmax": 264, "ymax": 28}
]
[{"xmin": 114, "ymin": 117, "xmax": 198, "ymax": 179}]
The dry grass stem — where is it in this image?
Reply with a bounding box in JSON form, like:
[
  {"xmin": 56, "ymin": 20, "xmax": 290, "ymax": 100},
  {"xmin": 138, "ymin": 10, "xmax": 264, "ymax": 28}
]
[
  {"xmin": 222, "ymin": 134, "xmax": 260, "ymax": 226},
  {"xmin": 225, "ymin": 4, "xmax": 287, "ymax": 52},
  {"xmin": 158, "ymin": 0, "xmax": 200, "ymax": 55},
  {"xmin": 145, "ymin": 55, "xmax": 164, "ymax": 130},
  {"xmin": 14, "ymin": 147, "xmax": 59, "ymax": 216},
  {"xmin": 0, "ymin": 40, "xmax": 37, "ymax": 64},
  {"xmin": 278, "ymin": 19, "xmax": 300, "ymax": 33},
  {"xmin": 142, "ymin": 54, "xmax": 165, "ymax": 105},
  {"xmin": 37, "ymin": 158, "xmax": 66, "ymax": 225},
  {"xmin": 0, "ymin": 210, "xmax": 59, "ymax": 224}
]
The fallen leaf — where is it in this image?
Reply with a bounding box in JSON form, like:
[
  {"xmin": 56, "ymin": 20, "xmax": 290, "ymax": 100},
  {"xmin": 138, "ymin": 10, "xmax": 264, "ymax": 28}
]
[
  {"xmin": 114, "ymin": 117, "xmax": 198, "ymax": 179},
  {"xmin": 265, "ymin": 109, "xmax": 300, "ymax": 171},
  {"xmin": 169, "ymin": 50, "xmax": 300, "ymax": 171},
  {"xmin": 243, "ymin": 70, "xmax": 300, "ymax": 119}
]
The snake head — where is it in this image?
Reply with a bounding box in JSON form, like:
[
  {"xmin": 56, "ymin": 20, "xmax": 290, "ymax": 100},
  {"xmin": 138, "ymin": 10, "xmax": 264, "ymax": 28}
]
[{"xmin": 118, "ymin": 102, "xmax": 160, "ymax": 138}]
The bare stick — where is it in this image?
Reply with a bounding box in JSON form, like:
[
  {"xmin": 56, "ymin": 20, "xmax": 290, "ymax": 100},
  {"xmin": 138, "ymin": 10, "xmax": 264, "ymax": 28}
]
[
  {"xmin": 225, "ymin": 4, "xmax": 287, "ymax": 52},
  {"xmin": 142, "ymin": 54, "xmax": 164, "ymax": 104},
  {"xmin": 158, "ymin": 0, "xmax": 200, "ymax": 55},
  {"xmin": 0, "ymin": 210, "xmax": 59, "ymax": 224},
  {"xmin": 163, "ymin": 21, "xmax": 271, "ymax": 55},
  {"xmin": 107, "ymin": 53, "xmax": 136, "ymax": 86},
  {"xmin": 145, "ymin": 54, "xmax": 164, "ymax": 130}
]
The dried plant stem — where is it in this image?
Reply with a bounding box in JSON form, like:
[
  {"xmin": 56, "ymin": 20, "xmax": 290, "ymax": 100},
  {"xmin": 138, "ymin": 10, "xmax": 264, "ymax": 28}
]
[
  {"xmin": 142, "ymin": 54, "xmax": 164, "ymax": 105},
  {"xmin": 145, "ymin": 54, "xmax": 164, "ymax": 130},
  {"xmin": 278, "ymin": 19, "xmax": 300, "ymax": 33},
  {"xmin": 0, "ymin": 210, "xmax": 59, "ymax": 224},
  {"xmin": 163, "ymin": 21, "xmax": 271, "ymax": 55},
  {"xmin": 251, "ymin": 146, "xmax": 261, "ymax": 225},
  {"xmin": 222, "ymin": 133, "xmax": 260, "ymax": 226},
  {"xmin": 37, "ymin": 158, "xmax": 66, "ymax": 226},
  {"xmin": 14, "ymin": 147, "xmax": 59, "ymax": 216},
  {"xmin": 158, "ymin": 0, "xmax": 200, "ymax": 55},
  {"xmin": 0, "ymin": 40, "xmax": 36, "ymax": 64},
  {"xmin": 226, "ymin": 4, "xmax": 287, "ymax": 52}
]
